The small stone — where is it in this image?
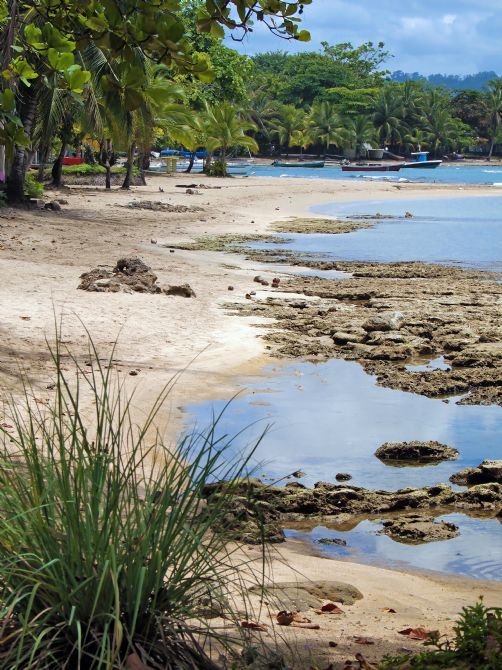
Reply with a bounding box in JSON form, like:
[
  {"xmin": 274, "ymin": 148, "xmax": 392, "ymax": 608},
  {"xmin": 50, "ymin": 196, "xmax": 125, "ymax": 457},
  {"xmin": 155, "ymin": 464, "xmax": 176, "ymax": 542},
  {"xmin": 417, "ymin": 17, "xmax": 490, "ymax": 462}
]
[
  {"xmin": 129, "ymin": 370, "xmax": 138, "ymax": 376},
  {"xmin": 169, "ymin": 249, "xmax": 175, "ymax": 253},
  {"xmin": 165, "ymin": 284, "xmax": 196, "ymax": 298},
  {"xmin": 316, "ymin": 537, "xmax": 347, "ymax": 546},
  {"xmin": 254, "ymin": 275, "xmax": 266, "ymax": 283},
  {"xmin": 228, "ymin": 286, "xmax": 234, "ymax": 291},
  {"xmin": 249, "ymin": 290, "xmax": 256, "ymax": 296},
  {"xmin": 292, "ymin": 470, "xmax": 306, "ymax": 478},
  {"xmin": 329, "ymin": 641, "xmax": 338, "ymax": 648},
  {"xmin": 336, "ymin": 473, "xmax": 352, "ymax": 482},
  {"xmin": 260, "ymin": 280, "xmax": 270, "ymax": 286},
  {"xmin": 150, "ymin": 239, "xmax": 157, "ymax": 244}
]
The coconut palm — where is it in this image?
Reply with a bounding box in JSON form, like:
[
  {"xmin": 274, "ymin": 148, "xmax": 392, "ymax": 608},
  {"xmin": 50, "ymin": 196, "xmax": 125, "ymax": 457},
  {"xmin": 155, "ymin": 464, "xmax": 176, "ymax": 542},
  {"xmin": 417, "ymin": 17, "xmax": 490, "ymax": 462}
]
[
  {"xmin": 372, "ymin": 88, "xmax": 406, "ymax": 149},
  {"xmin": 342, "ymin": 115, "xmax": 377, "ymax": 157},
  {"xmin": 204, "ymin": 101, "xmax": 258, "ymax": 175},
  {"xmin": 421, "ymin": 107, "xmax": 459, "ymax": 156},
  {"xmin": 270, "ymin": 104, "xmax": 305, "ymax": 154},
  {"xmin": 485, "ymin": 78, "xmax": 502, "ymax": 160},
  {"xmin": 305, "ymin": 101, "xmax": 344, "ymax": 153}
]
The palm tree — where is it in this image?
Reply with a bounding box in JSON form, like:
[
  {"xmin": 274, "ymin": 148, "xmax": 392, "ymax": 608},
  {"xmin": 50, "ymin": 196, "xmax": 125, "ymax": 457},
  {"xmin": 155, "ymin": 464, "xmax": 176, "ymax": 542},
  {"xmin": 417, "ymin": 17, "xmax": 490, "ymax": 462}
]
[
  {"xmin": 204, "ymin": 102, "xmax": 258, "ymax": 175},
  {"xmin": 270, "ymin": 104, "xmax": 305, "ymax": 155},
  {"xmin": 421, "ymin": 107, "xmax": 458, "ymax": 156},
  {"xmin": 342, "ymin": 115, "xmax": 377, "ymax": 157},
  {"xmin": 305, "ymin": 101, "xmax": 344, "ymax": 154},
  {"xmin": 485, "ymin": 79, "xmax": 502, "ymax": 160},
  {"xmin": 372, "ymin": 88, "xmax": 406, "ymax": 149}
]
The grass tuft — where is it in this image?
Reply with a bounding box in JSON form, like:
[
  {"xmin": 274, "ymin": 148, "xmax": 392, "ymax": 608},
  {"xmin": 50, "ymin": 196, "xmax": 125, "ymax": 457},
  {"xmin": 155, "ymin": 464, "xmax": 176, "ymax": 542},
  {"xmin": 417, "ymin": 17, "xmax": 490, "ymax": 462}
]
[{"xmin": 0, "ymin": 336, "xmax": 268, "ymax": 669}]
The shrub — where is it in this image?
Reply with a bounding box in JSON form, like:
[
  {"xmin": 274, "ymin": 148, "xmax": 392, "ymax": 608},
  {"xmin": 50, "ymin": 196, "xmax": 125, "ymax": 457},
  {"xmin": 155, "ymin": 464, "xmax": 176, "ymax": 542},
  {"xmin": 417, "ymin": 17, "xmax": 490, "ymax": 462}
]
[
  {"xmin": 62, "ymin": 163, "xmax": 106, "ymax": 175},
  {"xmin": 0, "ymin": 338, "xmax": 267, "ymax": 669},
  {"xmin": 206, "ymin": 159, "xmax": 227, "ymax": 177},
  {"xmin": 380, "ymin": 599, "xmax": 502, "ymax": 669},
  {"xmin": 24, "ymin": 172, "xmax": 44, "ymax": 198}
]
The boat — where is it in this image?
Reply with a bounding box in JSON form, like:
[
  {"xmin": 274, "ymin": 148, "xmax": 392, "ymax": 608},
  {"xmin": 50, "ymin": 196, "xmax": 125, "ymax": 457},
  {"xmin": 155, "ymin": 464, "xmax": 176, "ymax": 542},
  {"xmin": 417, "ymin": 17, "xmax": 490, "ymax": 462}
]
[
  {"xmin": 271, "ymin": 160, "xmax": 325, "ymax": 168},
  {"xmin": 341, "ymin": 164, "xmax": 401, "ymax": 172},
  {"xmin": 400, "ymin": 151, "xmax": 442, "ymax": 169}
]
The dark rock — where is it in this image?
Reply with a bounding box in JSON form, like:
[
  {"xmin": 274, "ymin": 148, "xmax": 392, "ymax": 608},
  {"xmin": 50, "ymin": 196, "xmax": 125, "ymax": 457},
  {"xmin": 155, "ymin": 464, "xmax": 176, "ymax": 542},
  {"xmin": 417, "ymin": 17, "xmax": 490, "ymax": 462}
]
[
  {"xmin": 376, "ymin": 441, "xmax": 458, "ymax": 464},
  {"xmin": 450, "ymin": 460, "xmax": 502, "ymax": 486},
  {"xmin": 228, "ymin": 286, "xmax": 234, "ymax": 291},
  {"xmin": 114, "ymin": 257, "xmax": 150, "ymax": 275},
  {"xmin": 379, "ymin": 515, "xmax": 459, "ymax": 544},
  {"xmin": 164, "ymin": 283, "xmax": 196, "ymax": 298},
  {"xmin": 292, "ymin": 470, "xmax": 306, "ymax": 478},
  {"xmin": 336, "ymin": 473, "xmax": 352, "ymax": 482},
  {"xmin": 254, "ymin": 275, "xmax": 266, "ymax": 283},
  {"xmin": 362, "ymin": 312, "xmax": 404, "ymax": 332},
  {"xmin": 285, "ymin": 482, "xmax": 306, "ymax": 490},
  {"xmin": 44, "ymin": 200, "xmax": 62, "ymax": 211},
  {"xmin": 316, "ymin": 537, "xmax": 347, "ymax": 546}
]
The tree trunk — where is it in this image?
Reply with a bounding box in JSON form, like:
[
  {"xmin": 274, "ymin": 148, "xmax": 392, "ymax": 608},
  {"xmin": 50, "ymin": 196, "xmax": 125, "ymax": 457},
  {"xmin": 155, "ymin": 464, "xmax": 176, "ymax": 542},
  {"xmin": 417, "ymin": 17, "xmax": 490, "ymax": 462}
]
[
  {"xmin": 203, "ymin": 153, "xmax": 213, "ymax": 174},
  {"xmin": 488, "ymin": 138, "xmax": 495, "ymax": 161},
  {"xmin": 51, "ymin": 141, "xmax": 66, "ymax": 186},
  {"xmin": 37, "ymin": 144, "xmax": 49, "ymax": 182},
  {"xmin": 0, "ymin": 141, "xmax": 5, "ymax": 183},
  {"xmin": 185, "ymin": 151, "xmax": 196, "ymax": 173},
  {"xmin": 121, "ymin": 142, "xmax": 135, "ymax": 189},
  {"xmin": 6, "ymin": 82, "xmax": 39, "ymax": 203}
]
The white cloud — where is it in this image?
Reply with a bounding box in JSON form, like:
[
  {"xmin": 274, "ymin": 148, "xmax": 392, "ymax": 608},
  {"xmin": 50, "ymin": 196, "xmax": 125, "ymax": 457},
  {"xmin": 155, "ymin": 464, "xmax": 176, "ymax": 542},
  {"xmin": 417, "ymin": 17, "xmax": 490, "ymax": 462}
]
[{"xmin": 225, "ymin": 0, "xmax": 502, "ymax": 76}]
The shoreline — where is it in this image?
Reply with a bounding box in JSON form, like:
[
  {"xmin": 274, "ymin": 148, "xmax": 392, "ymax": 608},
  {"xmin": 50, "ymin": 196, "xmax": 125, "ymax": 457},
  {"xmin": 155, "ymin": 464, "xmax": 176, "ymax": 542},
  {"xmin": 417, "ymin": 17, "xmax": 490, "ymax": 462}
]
[{"xmin": 1, "ymin": 173, "xmax": 501, "ymax": 666}]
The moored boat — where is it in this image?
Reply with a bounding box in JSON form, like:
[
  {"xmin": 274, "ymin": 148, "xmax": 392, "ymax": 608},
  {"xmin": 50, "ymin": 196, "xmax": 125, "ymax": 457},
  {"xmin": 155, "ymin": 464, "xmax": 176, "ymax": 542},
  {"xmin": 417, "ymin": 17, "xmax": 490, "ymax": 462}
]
[
  {"xmin": 341, "ymin": 164, "xmax": 401, "ymax": 172},
  {"xmin": 271, "ymin": 160, "xmax": 325, "ymax": 168},
  {"xmin": 400, "ymin": 151, "xmax": 442, "ymax": 169}
]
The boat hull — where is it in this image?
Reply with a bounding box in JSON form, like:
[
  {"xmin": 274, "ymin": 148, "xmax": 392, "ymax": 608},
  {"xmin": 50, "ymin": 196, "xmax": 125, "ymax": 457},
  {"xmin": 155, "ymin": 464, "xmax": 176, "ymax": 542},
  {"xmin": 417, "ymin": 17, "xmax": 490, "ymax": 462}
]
[
  {"xmin": 342, "ymin": 165, "xmax": 401, "ymax": 172},
  {"xmin": 400, "ymin": 160, "xmax": 442, "ymax": 169},
  {"xmin": 271, "ymin": 161, "xmax": 325, "ymax": 168}
]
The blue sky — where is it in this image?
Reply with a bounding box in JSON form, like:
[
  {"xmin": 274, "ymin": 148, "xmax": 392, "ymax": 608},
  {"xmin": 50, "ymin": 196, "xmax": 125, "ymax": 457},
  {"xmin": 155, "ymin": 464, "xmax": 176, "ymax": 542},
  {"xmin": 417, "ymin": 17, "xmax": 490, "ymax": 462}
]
[{"xmin": 225, "ymin": 0, "xmax": 502, "ymax": 75}]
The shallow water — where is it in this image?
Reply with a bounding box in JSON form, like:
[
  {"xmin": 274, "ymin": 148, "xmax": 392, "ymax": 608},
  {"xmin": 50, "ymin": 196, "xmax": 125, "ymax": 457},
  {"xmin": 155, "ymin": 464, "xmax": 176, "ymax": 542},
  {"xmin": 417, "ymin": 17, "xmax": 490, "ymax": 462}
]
[
  {"xmin": 248, "ymin": 163, "xmax": 502, "ymax": 186},
  {"xmin": 251, "ymin": 195, "xmax": 502, "ymax": 272},
  {"xmin": 183, "ymin": 193, "xmax": 502, "ymax": 580},
  {"xmin": 185, "ymin": 358, "xmax": 502, "ymax": 580}
]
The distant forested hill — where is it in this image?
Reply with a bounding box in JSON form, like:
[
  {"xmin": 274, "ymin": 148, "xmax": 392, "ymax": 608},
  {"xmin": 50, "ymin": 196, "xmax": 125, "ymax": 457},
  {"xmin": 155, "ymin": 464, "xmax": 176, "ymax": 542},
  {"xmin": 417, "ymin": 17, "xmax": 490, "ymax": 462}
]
[{"xmin": 391, "ymin": 70, "xmax": 499, "ymax": 90}]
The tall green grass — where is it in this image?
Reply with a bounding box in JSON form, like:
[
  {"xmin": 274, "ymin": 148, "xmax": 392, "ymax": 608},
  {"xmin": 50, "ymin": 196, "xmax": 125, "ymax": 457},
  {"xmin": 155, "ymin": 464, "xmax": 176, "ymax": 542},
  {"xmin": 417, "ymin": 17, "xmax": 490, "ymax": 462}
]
[{"xmin": 0, "ymin": 338, "xmax": 267, "ymax": 669}]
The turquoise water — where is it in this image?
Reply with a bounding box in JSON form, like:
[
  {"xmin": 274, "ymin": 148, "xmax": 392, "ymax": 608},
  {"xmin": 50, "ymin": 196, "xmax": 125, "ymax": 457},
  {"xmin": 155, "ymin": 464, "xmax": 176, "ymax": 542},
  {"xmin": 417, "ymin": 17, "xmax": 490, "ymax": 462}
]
[
  {"xmin": 182, "ymin": 195, "xmax": 502, "ymax": 580},
  {"xmin": 251, "ymin": 195, "xmax": 502, "ymax": 272},
  {"xmin": 249, "ymin": 163, "xmax": 502, "ymax": 186}
]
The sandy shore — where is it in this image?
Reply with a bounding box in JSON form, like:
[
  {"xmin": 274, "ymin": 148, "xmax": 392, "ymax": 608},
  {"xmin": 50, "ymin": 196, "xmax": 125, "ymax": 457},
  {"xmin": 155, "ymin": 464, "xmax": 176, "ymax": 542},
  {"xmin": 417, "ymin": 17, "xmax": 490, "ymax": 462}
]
[{"xmin": 1, "ymin": 173, "xmax": 500, "ymax": 666}]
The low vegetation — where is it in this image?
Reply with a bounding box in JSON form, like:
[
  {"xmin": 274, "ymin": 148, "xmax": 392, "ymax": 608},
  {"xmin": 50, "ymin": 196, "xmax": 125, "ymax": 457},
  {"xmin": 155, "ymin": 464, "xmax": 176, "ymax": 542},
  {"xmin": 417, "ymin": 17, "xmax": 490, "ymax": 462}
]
[{"xmin": 0, "ymin": 338, "xmax": 269, "ymax": 669}]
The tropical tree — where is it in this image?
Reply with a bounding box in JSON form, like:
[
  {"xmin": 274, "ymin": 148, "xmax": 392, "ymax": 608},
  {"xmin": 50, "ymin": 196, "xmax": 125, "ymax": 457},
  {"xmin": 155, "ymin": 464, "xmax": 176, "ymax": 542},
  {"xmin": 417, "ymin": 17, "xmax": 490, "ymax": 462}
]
[
  {"xmin": 372, "ymin": 88, "xmax": 406, "ymax": 148},
  {"xmin": 485, "ymin": 78, "xmax": 502, "ymax": 160},
  {"xmin": 204, "ymin": 101, "xmax": 258, "ymax": 174},
  {"xmin": 305, "ymin": 101, "xmax": 344, "ymax": 153},
  {"xmin": 342, "ymin": 115, "xmax": 377, "ymax": 156},
  {"xmin": 270, "ymin": 104, "xmax": 305, "ymax": 154}
]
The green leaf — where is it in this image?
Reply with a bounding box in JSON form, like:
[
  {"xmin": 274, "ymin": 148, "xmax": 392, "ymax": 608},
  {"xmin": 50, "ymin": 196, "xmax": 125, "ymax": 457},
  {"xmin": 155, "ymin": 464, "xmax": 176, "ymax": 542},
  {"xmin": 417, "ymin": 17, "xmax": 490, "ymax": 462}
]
[
  {"xmin": 296, "ymin": 29, "xmax": 311, "ymax": 42},
  {"xmin": 0, "ymin": 88, "xmax": 15, "ymax": 113}
]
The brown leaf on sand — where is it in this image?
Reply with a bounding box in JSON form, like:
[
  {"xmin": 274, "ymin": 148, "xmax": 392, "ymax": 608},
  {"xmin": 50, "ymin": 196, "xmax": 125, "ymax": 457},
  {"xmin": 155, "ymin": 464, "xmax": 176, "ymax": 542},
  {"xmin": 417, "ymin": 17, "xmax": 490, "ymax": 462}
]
[
  {"xmin": 398, "ymin": 627, "xmax": 433, "ymax": 641},
  {"xmin": 355, "ymin": 652, "xmax": 378, "ymax": 669},
  {"xmin": 276, "ymin": 611, "xmax": 295, "ymax": 626},
  {"xmin": 321, "ymin": 602, "xmax": 344, "ymax": 614},
  {"xmin": 20, "ymin": 316, "xmax": 31, "ymax": 320},
  {"xmin": 125, "ymin": 653, "xmax": 152, "ymax": 670},
  {"xmin": 240, "ymin": 620, "xmax": 268, "ymax": 632},
  {"xmin": 353, "ymin": 636, "xmax": 375, "ymax": 645},
  {"xmin": 291, "ymin": 622, "xmax": 320, "ymax": 629},
  {"xmin": 382, "ymin": 607, "xmax": 397, "ymax": 613}
]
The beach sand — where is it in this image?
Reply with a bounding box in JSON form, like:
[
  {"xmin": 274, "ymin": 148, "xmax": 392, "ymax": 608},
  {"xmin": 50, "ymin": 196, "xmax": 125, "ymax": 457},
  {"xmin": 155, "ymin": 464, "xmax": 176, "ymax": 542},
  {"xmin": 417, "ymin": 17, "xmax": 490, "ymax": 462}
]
[{"xmin": 1, "ymin": 173, "xmax": 500, "ymax": 666}]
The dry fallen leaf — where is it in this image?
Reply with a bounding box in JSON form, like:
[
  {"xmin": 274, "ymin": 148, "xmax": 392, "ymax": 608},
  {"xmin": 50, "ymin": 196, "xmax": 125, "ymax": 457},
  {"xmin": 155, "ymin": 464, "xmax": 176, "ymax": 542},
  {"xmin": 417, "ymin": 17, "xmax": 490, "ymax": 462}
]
[
  {"xmin": 355, "ymin": 652, "xmax": 378, "ymax": 669},
  {"xmin": 353, "ymin": 636, "xmax": 375, "ymax": 645},
  {"xmin": 398, "ymin": 627, "xmax": 433, "ymax": 641},
  {"xmin": 19, "ymin": 316, "xmax": 31, "ymax": 321},
  {"xmin": 291, "ymin": 622, "xmax": 320, "ymax": 629},
  {"xmin": 328, "ymin": 640, "xmax": 338, "ymax": 648},
  {"xmin": 276, "ymin": 611, "xmax": 294, "ymax": 626},
  {"xmin": 382, "ymin": 607, "xmax": 397, "ymax": 613},
  {"xmin": 321, "ymin": 602, "xmax": 344, "ymax": 614},
  {"xmin": 240, "ymin": 620, "xmax": 268, "ymax": 632}
]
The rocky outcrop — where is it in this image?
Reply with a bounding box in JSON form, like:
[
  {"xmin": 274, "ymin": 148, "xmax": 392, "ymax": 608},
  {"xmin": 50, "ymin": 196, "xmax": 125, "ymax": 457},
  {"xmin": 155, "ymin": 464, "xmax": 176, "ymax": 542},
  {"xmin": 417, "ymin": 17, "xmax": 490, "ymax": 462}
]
[
  {"xmin": 450, "ymin": 460, "xmax": 502, "ymax": 486},
  {"xmin": 375, "ymin": 441, "xmax": 459, "ymax": 464},
  {"xmin": 227, "ymin": 260, "xmax": 502, "ymax": 406},
  {"xmin": 379, "ymin": 515, "xmax": 459, "ymax": 544},
  {"xmin": 79, "ymin": 257, "xmax": 195, "ymax": 297},
  {"xmin": 203, "ymin": 479, "xmax": 502, "ymax": 522}
]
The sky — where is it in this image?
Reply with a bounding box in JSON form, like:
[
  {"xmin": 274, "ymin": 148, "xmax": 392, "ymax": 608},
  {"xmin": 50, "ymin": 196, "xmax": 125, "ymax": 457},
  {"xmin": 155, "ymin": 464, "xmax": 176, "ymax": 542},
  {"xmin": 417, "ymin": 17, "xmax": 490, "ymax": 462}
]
[{"xmin": 224, "ymin": 0, "xmax": 502, "ymax": 76}]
